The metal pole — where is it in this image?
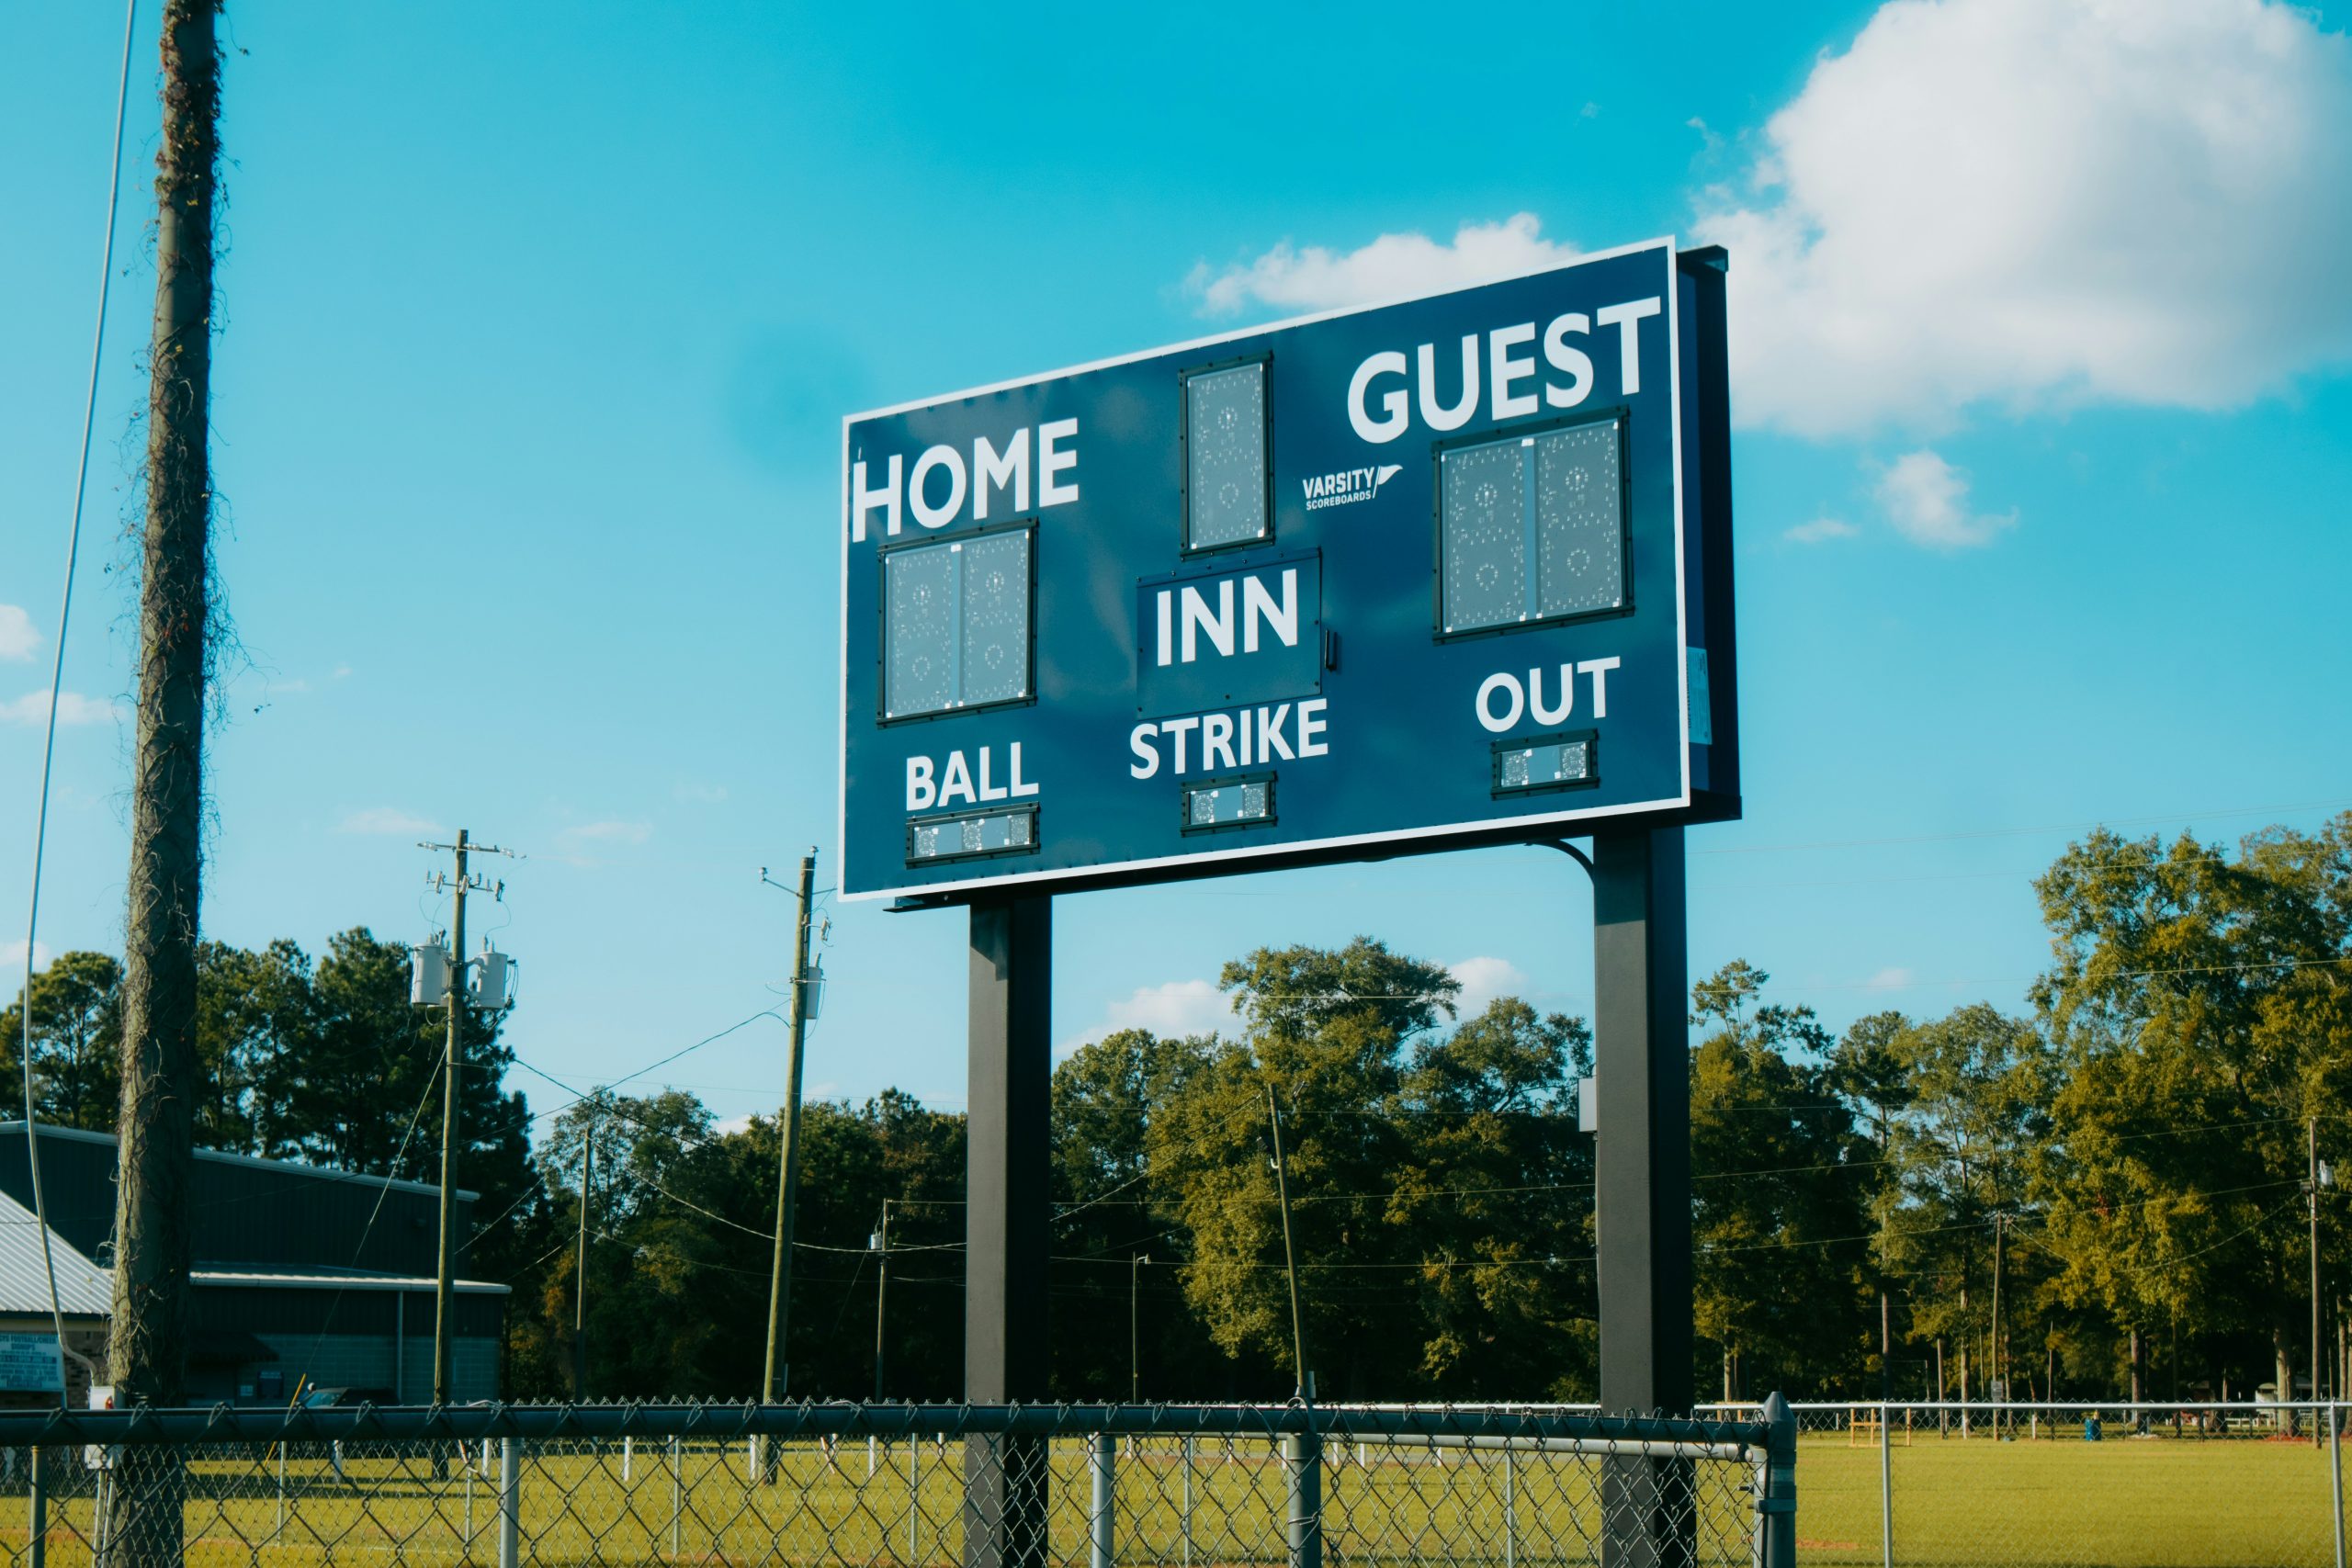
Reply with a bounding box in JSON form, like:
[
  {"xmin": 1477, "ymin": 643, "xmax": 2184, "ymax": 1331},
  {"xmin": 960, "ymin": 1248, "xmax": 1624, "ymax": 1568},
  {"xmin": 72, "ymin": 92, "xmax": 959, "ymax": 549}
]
[
  {"xmin": 671, "ymin": 1436, "xmax": 683, "ymax": 1561},
  {"xmin": 962, "ymin": 894, "xmax": 1052, "ymax": 1568},
  {"xmin": 1283, "ymin": 1430, "xmax": 1321, "ymax": 1568},
  {"xmin": 1267, "ymin": 1087, "xmax": 1311, "ymax": 1399},
  {"xmin": 1182, "ymin": 1435, "xmax": 1194, "ymax": 1568},
  {"xmin": 2332, "ymin": 1403, "xmax": 2345, "ymax": 1568},
  {"xmin": 910, "ymin": 1431, "xmax": 922, "ymax": 1565},
  {"xmin": 2317, "ymin": 1118, "xmax": 2326, "ymax": 1448},
  {"xmin": 763, "ymin": 851, "xmax": 818, "ymax": 1409},
  {"xmin": 1591, "ymin": 828, "xmax": 1694, "ymax": 1568},
  {"xmin": 1504, "ymin": 1446, "xmax": 1518, "ymax": 1568},
  {"xmin": 1757, "ymin": 1393, "xmax": 1797, "ymax": 1568},
  {"xmin": 1879, "ymin": 1399, "xmax": 1892, "ymax": 1568},
  {"xmin": 434, "ymin": 829, "xmax": 469, "ymax": 1405},
  {"xmin": 29, "ymin": 1438, "xmax": 44, "ymax": 1568},
  {"xmin": 498, "ymin": 1437, "xmax": 519, "ymax": 1568},
  {"xmin": 1091, "ymin": 1433, "xmax": 1115, "ymax": 1568}
]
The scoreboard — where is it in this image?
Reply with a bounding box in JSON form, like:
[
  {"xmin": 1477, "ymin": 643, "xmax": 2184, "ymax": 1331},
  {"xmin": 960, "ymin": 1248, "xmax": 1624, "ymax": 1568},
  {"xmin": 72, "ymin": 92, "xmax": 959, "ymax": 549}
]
[{"xmin": 838, "ymin": 238, "xmax": 1736, "ymax": 902}]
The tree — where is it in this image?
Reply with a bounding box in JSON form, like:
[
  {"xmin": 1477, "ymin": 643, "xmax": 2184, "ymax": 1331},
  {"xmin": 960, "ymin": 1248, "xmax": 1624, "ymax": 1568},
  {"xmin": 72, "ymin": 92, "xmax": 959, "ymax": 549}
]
[
  {"xmin": 1687, "ymin": 963, "xmax": 1871, "ymax": 1400},
  {"xmin": 1, "ymin": 952, "xmax": 124, "ymax": 1132},
  {"xmin": 2030, "ymin": 818, "xmax": 2352, "ymax": 1402},
  {"xmin": 1881, "ymin": 1003, "xmax": 2050, "ymax": 1404}
]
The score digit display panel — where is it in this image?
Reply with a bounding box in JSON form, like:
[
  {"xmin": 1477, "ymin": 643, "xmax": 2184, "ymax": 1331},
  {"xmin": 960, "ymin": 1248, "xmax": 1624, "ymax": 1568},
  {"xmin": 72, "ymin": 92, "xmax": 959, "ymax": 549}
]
[{"xmin": 839, "ymin": 238, "xmax": 1737, "ymax": 902}]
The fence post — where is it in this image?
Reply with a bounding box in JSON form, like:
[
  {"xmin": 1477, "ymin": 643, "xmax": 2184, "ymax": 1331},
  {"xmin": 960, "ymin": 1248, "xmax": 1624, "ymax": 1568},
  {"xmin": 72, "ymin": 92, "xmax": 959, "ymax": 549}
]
[
  {"xmin": 1757, "ymin": 1393, "xmax": 1798, "ymax": 1568},
  {"xmin": 909, "ymin": 1433, "xmax": 922, "ymax": 1565},
  {"xmin": 670, "ymin": 1437, "xmax": 684, "ymax": 1561},
  {"xmin": 1879, "ymin": 1400, "xmax": 1893, "ymax": 1568},
  {"xmin": 1091, "ymin": 1432, "xmax": 1116, "ymax": 1568},
  {"xmin": 1283, "ymin": 1428, "xmax": 1322, "ymax": 1568},
  {"xmin": 498, "ymin": 1437, "xmax": 521, "ymax": 1568},
  {"xmin": 1503, "ymin": 1446, "xmax": 1519, "ymax": 1568},
  {"xmin": 2324, "ymin": 1401, "xmax": 2342, "ymax": 1568},
  {"xmin": 1182, "ymin": 1435, "xmax": 1194, "ymax": 1568},
  {"xmin": 28, "ymin": 1445, "xmax": 44, "ymax": 1568}
]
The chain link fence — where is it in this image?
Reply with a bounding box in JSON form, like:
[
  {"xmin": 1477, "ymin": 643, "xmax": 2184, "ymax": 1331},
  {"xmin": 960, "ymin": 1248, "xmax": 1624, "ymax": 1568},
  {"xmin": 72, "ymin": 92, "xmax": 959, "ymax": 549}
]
[
  {"xmin": 1707, "ymin": 1401, "xmax": 2346, "ymax": 1568},
  {"xmin": 0, "ymin": 1400, "xmax": 1789, "ymax": 1568}
]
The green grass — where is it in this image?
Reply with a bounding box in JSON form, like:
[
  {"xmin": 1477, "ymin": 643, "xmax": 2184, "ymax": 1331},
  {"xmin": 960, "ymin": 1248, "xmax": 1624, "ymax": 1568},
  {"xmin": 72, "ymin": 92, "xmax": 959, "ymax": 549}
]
[{"xmin": 0, "ymin": 1431, "xmax": 2334, "ymax": 1568}]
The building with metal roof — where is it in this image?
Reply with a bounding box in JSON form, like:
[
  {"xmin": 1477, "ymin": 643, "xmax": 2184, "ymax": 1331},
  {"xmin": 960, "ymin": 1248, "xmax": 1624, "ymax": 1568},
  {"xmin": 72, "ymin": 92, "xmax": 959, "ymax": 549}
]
[{"xmin": 0, "ymin": 1122, "xmax": 508, "ymax": 1405}]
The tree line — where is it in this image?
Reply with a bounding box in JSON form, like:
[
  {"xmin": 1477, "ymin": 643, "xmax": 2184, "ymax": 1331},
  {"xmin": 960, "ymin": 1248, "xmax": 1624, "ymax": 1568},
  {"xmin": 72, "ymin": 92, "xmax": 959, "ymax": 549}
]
[{"xmin": 7, "ymin": 815, "xmax": 2347, "ymax": 1404}]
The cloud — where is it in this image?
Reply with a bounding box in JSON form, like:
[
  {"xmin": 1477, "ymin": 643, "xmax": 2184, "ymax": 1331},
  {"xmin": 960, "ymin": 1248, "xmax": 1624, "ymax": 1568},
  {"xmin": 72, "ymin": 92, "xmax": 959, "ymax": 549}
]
[
  {"xmin": 560, "ymin": 819, "xmax": 652, "ymax": 846},
  {"xmin": 337, "ymin": 807, "xmax": 446, "ymax": 837},
  {"xmin": 0, "ymin": 606, "xmax": 36, "ymax": 661},
  {"xmin": 1872, "ymin": 450, "xmax": 2017, "ymax": 548},
  {"xmin": 673, "ymin": 781, "xmax": 729, "ymax": 805},
  {"xmin": 1064, "ymin": 977, "xmax": 1237, "ymax": 1055},
  {"xmin": 0, "ymin": 691, "xmax": 120, "ymax": 727},
  {"xmin": 2, "ymin": 940, "xmax": 54, "ymax": 974},
  {"xmin": 1189, "ymin": 213, "xmax": 1580, "ymax": 318},
  {"xmin": 1449, "ymin": 955, "xmax": 1531, "ymax": 1018},
  {"xmin": 1862, "ymin": 966, "xmax": 1917, "ymax": 990},
  {"xmin": 1694, "ymin": 0, "xmax": 2352, "ymax": 436},
  {"xmin": 1783, "ymin": 517, "xmax": 1860, "ymax": 545}
]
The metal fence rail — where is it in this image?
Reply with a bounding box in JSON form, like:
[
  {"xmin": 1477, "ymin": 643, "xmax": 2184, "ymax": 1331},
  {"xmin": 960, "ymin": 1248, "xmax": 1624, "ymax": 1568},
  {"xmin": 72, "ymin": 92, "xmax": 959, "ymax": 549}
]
[{"xmin": 0, "ymin": 1399, "xmax": 1789, "ymax": 1568}]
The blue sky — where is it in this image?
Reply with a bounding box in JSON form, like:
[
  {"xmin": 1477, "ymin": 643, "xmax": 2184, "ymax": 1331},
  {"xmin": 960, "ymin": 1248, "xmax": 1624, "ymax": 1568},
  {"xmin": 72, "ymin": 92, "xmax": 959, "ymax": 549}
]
[{"xmin": 5, "ymin": 0, "xmax": 2349, "ymax": 1133}]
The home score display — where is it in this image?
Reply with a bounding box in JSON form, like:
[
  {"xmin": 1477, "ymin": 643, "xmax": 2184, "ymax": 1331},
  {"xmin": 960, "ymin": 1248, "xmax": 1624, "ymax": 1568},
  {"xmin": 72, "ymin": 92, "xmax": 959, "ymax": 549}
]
[{"xmin": 838, "ymin": 238, "xmax": 1738, "ymax": 901}]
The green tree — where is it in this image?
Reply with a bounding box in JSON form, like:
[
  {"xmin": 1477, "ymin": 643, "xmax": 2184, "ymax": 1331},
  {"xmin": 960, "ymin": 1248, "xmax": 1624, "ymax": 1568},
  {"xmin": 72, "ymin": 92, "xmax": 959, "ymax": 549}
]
[
  {"xmin": 2030, "ymin": 818, "xmax": 2352, "ymax": 1402},
  {"xmin": 1688, "ymin": 962, "xmax": 1871, "ymax": 1400},
  {"xmin": 2, "ymin": 951, "xmax": 123, "ymax": 1131}
]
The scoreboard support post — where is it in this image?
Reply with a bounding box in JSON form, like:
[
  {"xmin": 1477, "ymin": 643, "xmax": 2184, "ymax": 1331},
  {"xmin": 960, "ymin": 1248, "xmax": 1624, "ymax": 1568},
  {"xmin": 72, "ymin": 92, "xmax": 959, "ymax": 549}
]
[
  {"xmin": 1592, "ymin": 827, "xmax": 1695, "ymax": 1568},
  {"xmin": 963, "ymin": 895, "xmax": 1053, "ymax": 1568}
]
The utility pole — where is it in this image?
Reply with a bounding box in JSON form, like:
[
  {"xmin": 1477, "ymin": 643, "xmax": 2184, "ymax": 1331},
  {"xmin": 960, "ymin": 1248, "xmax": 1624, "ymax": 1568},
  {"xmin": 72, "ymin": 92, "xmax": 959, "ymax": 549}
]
[
  {"xmin": 762, "ymin": 852, "xmax": 819, "ymax": 1404},
  {"xmin": 1130, "ymin": 1253, "xmax": 1151, "ymax": 1404},
  {"xmin": 872, "ymin": 1201, "xmax": 891, "ymax": 1400},
  {"xmin": 1265, "ymin": 1084, "xmax": 1311, "ymax": 1401},
  {"xmin": 2313, "ymin": 1116, "xmax": 2324, "ymax": 1446},
  {"xmin": 1991, "ymin": 1213, "xmax": 2006, "ymax": 1435},
  {"xmin": 419, "ymin": 829, "xmax": 509, "ymax": 1405},
  {"xmin": 107, "ymin": 0, "xmax": 220, "ymax": 1482},
  {"xmin": 574, "ymin": 1104, "xmax": 595, "ymax": 1399}
]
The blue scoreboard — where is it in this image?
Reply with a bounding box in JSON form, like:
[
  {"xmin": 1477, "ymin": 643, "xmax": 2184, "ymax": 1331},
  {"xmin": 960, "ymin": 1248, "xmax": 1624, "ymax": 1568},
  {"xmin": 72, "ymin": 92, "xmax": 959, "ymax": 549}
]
[{"xmin": 839, "ymin": 239, "xmax": 1737, "ymax": 902}]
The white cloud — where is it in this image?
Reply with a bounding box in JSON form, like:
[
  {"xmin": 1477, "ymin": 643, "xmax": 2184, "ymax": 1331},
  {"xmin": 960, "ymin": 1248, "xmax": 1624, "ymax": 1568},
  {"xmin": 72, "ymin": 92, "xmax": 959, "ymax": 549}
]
[
  {"xmin": 1449, "ymin": 955, "xmax": 1531, "ymax": 1018},
  {"xmin": 1862, "ymin": 966, "xmax": 1917, "ymax": 990},
  {"xmin": 1783, "ymin": 517, "xmax": 1860, "ymax": 545},
  {"xmin": 1064, "ymin": 977, "xmax": 1237, "ymax": 1055},
  {"xmin": 337, "ymin": 807, "xmax": 446, "ymax": 837},
  {"xmin": 2, "ymin": 940, "xmax": 54, "ymax": 974},
  {"xmin": 560, "ymin": 819, "xmax": 652, "ymax": 846},
  {"xmin": 0, "ymin": 606, "xmax": 37, "ymax": 662},
  {"xmin": 1190, "ymin": 213, "xmax": 1579, "ymax": 318},
  {"xmin": 1873, "ymin": 450, "xmax": 2017, "ymax": 548},
  {"xmin": 1695, "ymin": 0, "xmax": 2352, "ymax": 436},
  {"xmin": 0, "ymin": 691, "xmax": 119, "ymax": 727}
]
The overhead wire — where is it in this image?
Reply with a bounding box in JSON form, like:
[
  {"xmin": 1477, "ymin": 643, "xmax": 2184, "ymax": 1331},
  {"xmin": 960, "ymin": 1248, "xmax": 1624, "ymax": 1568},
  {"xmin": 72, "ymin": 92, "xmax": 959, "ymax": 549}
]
[{"xmin": 15, "ymin": 0, "xmax": 139, "ymax": 1408}]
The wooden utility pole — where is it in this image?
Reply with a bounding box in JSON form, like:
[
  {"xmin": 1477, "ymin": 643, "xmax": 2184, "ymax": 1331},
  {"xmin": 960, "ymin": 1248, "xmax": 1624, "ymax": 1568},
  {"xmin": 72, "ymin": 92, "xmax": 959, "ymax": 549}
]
[
  {"xmin": 107, "ymin": 5, "xmax": 219, "ymax": 1559},
  {"xmin": 108, "ymin": 0, "xmax": 220, "ymax": 1416},
  {"xmin": 762, "ymin": 852, "xmax": 818, "ymax": 1404},
  {"xmin": 574, "ymin": 1105, "xmax": 595, "ymax": 1398},
  {"xmin": 435, "ymin": 830, "xmax": 469, "ymax": 1404}
]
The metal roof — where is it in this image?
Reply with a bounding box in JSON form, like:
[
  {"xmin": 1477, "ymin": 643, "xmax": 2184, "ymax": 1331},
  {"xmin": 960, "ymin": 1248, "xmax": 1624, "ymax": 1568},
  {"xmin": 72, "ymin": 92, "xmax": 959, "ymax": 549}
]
[
  {"xmin": 192, "ymin": 1267, "xmax": 510, "ymax": 1296},
  {"xmin": 0, "ymin": 1122, "xmax": 475, "ymax": 1201},
  {"xmin": 0, "ymin": 1188, "xmax": 111, "ymax": 1318}
]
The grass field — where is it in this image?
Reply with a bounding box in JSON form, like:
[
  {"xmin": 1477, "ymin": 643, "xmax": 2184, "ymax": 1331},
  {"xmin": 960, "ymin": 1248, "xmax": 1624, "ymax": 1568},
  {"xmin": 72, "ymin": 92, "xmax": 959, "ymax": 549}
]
[{"xmin": 0, "ymin": 1430, "xmax": 2334, "ymax": 1568}]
